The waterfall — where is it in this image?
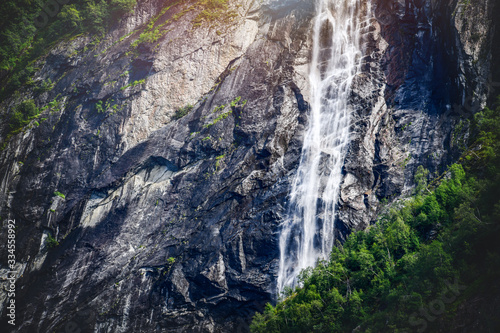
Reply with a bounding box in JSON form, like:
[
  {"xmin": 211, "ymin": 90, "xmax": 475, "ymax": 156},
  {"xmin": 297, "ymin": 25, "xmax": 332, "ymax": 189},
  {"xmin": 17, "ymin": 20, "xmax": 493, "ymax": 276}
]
[{"xmin": 277, "ymin": 0, "xmax": 368, "ymax": 294}]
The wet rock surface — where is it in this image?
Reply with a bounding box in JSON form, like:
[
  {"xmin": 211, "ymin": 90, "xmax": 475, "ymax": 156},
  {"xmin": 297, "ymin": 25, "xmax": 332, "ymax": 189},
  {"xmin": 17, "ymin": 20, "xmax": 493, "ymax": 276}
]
[{"xmin": 0, "ymin": 0, "xmax": 497, "ymax": 331}]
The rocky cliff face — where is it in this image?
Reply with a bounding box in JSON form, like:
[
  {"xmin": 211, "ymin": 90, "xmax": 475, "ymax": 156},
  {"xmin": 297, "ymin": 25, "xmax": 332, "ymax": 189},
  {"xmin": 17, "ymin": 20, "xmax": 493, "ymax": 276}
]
[
  {"xmin": 336, "ymin": 0, "xmax": 497, "ymax": 239},
  {"xmin": 0, "ymin": 0, "xmax": 497, "ymax": 332}
]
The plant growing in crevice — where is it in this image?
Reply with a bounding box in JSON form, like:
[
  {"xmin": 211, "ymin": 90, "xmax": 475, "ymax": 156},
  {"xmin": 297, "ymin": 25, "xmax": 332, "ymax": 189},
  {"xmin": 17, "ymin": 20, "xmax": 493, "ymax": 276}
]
[
  {"xmin": 215, "ymin": 154, "xmax": 225, "ymax": 170},
  {"xmin": 120, "ymin": 79, "xmax": 145, "ymax": 91},
  {"xmin": 204, "ymin": 110, "xmax": 232, "ymax": 128},
  {"xmin": 212, "ymin": 104, "xmax": 226, "ymax": 113},
  {"xmin": 165, "ymin": 257, "xmax": 176, "ymax": 273},
  {"xmin": 174, "ymin": 104, "xmax": 194, "ymax": 119},
  {"xmin": 230, "ymin": 96, "xmax": 247, "ymax": 108},
  {"xmin": 46, "ymin": 235, "xmax": 59, "ymax": 249}
]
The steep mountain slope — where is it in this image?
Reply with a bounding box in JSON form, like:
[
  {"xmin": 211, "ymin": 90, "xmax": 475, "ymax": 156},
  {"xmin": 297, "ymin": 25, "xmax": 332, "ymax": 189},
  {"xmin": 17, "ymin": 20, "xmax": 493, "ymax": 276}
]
[{"xmin": 0, "ymin": 0, "xmax": 497, "ymax": 332}]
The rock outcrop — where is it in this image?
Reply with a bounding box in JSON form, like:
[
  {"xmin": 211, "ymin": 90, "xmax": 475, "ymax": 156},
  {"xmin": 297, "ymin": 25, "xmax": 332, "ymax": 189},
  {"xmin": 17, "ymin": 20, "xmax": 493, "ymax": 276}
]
[{"xmin": 0, "ymin": 0, "xmax": 497, "ymax": 331}]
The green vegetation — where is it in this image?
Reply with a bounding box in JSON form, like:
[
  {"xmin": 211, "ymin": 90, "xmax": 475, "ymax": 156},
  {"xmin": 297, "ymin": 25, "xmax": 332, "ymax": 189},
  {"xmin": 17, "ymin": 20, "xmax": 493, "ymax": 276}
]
[
  {"xmin": 7, "ymin": 100, "xmax": 40, "ymax": 136},
  {"xmin": 34, "ymin": 78, "xmax": 55, "ymax": 94},
  {"xmin": 212, "ymin": 104, "xmax": 226, "ymax": 113},
  {"xmin": 128, "ymin": 0, "xmax": 189, "ymax": 50},
  {"xmin": 230, "ymin": 96, "xmax": 247, "ymax": 108},
  {"xmin": 54, "ymin": 191, "xmax": 66, "ymax": 199},
  {"xmin": 103, "ymin": 80, "xmax": 117, "ymax": 87},
  {"xmin": 400, "ymin": 153, "xmax": 412, "ymax": 169},
  {"xmin": 0, "ymin": 0, "xmax": 137, "ymax": 100},
  {"xmin": 165, "ymin": 257, "xmax": 176, "ymax": 272},
  {"xmin": 120, "ymin": 79, "xmax": 145, "ymax": 91},
  {"xmin": 230, "ymin": 96, "xmax": 241, "ymax": 107},
  {"xmin": 251, "ymin": 99, "xmax": 500, "ymax": 332},
  {"xmin": 96, "ymin": 99, "xmax": 116, "ymax": 113},
  {"xmin": 174, "ymin": 104, "xmax": 194, "ymax": 119},
  {"xmin": 147, "ymin": 4, "xmax": 177, "ymax": 31},
  {"xmin": 193, "ymin": 0, "xmax": 237, "ymax": 27},
  {"xmin": 215, "ymin": 154, "xmax": 225, "ymax": 169},
  {"xmin": 0, "ymin": 0, "xmax": 238, "ymax": 101},
  {"xmin": 130, "ymin": 26, "xmax": 171, "ymax": 49},
  {"xmin": 96, "ymin": 100, "xmax": 104, "ymax": 113},
  {"xmin": 204, "ymin": 110, "xmax": 232, "ymax": 128},
  {"xmin": 46, "ymin": 234, "xmax": 59, "ymax": 248},
  {"xmin": 400, "ymin": 121, "xmax": 412, "ymax": 131}
]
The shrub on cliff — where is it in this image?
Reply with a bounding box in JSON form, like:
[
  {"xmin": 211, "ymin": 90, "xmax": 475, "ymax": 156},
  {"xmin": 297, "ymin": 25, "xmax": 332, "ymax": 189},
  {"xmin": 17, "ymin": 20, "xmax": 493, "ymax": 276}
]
[{"xmin": 9, "ymin": 99, "xmax": 39, "ymax": 133}]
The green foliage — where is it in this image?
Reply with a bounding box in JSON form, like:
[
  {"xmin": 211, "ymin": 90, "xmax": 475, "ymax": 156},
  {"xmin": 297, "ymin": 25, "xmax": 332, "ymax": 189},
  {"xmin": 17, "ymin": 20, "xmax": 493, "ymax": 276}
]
[
  {"xmin": 0, "ymin": 0, "xmax": 235, "ymax": 101},
  {"xmin": 110, "ymin": 0, "xmax": 136, "ymax": 17},
  {"xmin": 174, "ymin": 104, "xmax": 194, "ymax": 119},
  {"xmin": 130, "ymin": 28, "xmax": 168, "ymax": 49},
  {"xmin": 34, "ymin": 78, "xmax": 55, "ymax": 94},
  {"xmin": 414, "ymin": 165, "xmax": 429, "ymax": 195},
  {"xmin": 251, "ymin": 99, "xmax": 500, "ymax": 332},
  {"xmin": 96, "ymin": 99, "xmax": 115, "ymax": 113},
  {"xmin": 0, "ymin": 0, "xmax": 137, "ymax": 100},
  {"xmin": 147, "ymin": 4, "xmax": 176, "ymax": 31},
  {"xmin": 46, "ymin": 234, "xmax": 59, "ymax": 249},
  {"xmin": 120, "ymin": 79, "xmax": 145, "ymax": 91},
  {"xmin": 129, "ymin": 1, "xmax": 180, "ymax": 50},
  {"xmin": 194, "ymin": 0, "xmax": 237, "ymax": 27},
  {"xmin": 230, "ymin": 96, "xmax": 241, "ymax": 107},
  {"xmin": 230, "ymin": 96, "xmax": 247, "ymax": 108},
  {"xmin": 57, "ymin": 4, "xmax": 84, "ymax": 30},
  {"xmin": 204, "ymin": 110, "xmax": 232, "ymax": 128},
  {"xmin": 212, "ymin": 104, "xmax": 226, "ymax": 113},
  {"xmin": 96, "ymin": 100, "xmax": 104, "ymax": 113},
  {"xmin": 469, "ymin": 101, "xmax": 500, "ymax": 169},
  {"xmin": 54, "ymin": 191, "xmax": 66, "ymax": 199},
  {"xmin": 8, "ymin": 99, "xmax": 40, "ymax": 135},
  {"xmin": 83, "ymin": 1, "xmax": 109, "ymax": 32},
  {"xmin": 215, "ymin": 154, "xmax": 225, "ymax": 169}
]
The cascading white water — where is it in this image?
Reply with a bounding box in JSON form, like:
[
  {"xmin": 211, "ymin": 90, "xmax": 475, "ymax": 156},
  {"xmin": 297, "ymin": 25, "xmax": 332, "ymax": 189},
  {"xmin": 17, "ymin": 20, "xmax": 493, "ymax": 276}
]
[{"xmin": 277, "ymin": 0, "xmax": 368, "ymax": 294}]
